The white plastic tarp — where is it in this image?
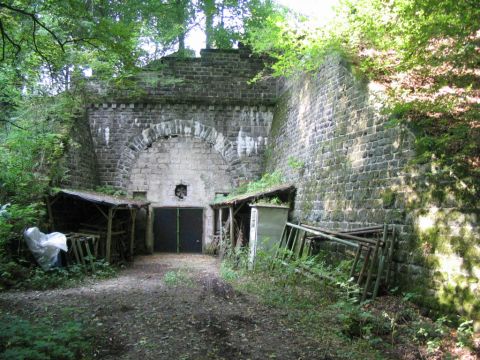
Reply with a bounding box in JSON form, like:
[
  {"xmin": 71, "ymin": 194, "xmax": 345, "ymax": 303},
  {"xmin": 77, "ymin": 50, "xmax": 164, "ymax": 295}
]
[{"xmin": 23, "ymin": 227, "xmax": 67, "ymax": 271}]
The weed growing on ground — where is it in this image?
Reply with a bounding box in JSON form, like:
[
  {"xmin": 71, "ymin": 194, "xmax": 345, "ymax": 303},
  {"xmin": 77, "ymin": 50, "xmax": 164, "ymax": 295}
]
[
  {"xmin": 163, "ymin": 270, "xmax": 192, "ymax": 287},
  {"xmin": 0, "ymin": 314, "xmax": 91, "ymax": 360}
]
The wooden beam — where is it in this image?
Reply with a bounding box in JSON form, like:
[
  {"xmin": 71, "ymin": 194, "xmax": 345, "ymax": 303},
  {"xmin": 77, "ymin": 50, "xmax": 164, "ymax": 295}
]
[
  {"xmin": 229, "ymin": 206, "xmax": 234, "ymax": 247},
  {"xmin": 94, "ymin": 204, "xmax": 109, "ymax": 220},
  {"xmin": 106, "ymin": 207, "xmax": 113, "ymax": 263},
  {"xmin": 233, "ymin": 203, "xmax": 245, "ymax": 217},
  {"xmin": 146, "ymin": 207, "xmax": 153, "ymax": 254},
  {"xmin": 288, "ymin": 222, "xmax": 360, "ymax": 249},
  {"xmin": 361, "ymin": 226, "xmax": 383, "ymax": 302},
  {"xmin": 130, "ymin": 208, "xmax": 137, "ymax": 259},
  {"xmin": 218, "ymin": 208, "xmax": 223, "ymax": 246}
]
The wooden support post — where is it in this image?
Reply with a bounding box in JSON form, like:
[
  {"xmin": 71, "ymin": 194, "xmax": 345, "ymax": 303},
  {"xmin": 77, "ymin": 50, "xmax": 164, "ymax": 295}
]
[
  {"xmin": 350, "ymin": 244, "xmax": 363, "ymax": 279},
  {"xmin": 362, "ymin": 225, "xmax": 383, "ymax": 301},
  {"xmin": 106, "ymin": 207, "xmax": 113, "ymax": 263},
  {"xmin": 372, "ymin": 224, "xmax": 389, "ymax": 300},
  {"xmin": 284, "ymin": 226, "xmax": 296, "ymax": 259},
  {"xmin": 357, "ymin": 246, "xmax": 372, "ymax": 286},
  {"xmin": 298, "ymin": 231, "xmax": 307, "ymax": 258},
  {"xmin": 290, "ymin": 229, "xmax": 301, "ymax": 260},
  {"xmin": 229, "ymin": 206, "xmax": 234, "ymax": 247},
  {"xmin": 385, "ymin": 226, "xmax": 396, "ymax": 285},
  {"xmin": 218, "ymin": 208, "xmax": 223, "ymax": 246},
  {"xmin": 146, "ymin": 206, "xmax": 153, "ymax": 254},
  {"xmin": 130, "ymin": 208, "xmax": 137, "ymax": 259}
]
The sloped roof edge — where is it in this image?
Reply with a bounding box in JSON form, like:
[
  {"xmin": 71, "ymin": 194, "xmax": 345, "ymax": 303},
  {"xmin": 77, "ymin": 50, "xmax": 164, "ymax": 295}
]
[
  {"xmin": 211, "ymin": 183, "xmax": 295, "ymax": 208},
  {"xmin": 54, "ymin": 189, "xmax": 150, "ymax": 208}
]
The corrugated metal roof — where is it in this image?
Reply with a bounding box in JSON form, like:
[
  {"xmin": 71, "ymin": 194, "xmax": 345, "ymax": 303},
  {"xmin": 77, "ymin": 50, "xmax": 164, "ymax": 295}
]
[
  {"xmin": 55, "ymin": 189, "xmax": 150, "ymax": 208},
  {"xmin": 211, "ymin": 183, "xmax": 295, "ymax": 207}
]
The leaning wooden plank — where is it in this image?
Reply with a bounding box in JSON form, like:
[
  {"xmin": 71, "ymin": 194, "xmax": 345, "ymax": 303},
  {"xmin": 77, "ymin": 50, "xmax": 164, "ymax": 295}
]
[
  {"xmin": 372, "ymin": 224, "xmax": 389, "ymax": 300},
  {"xmin": 71, "ymin": 238, "xmax": 81, "ymax": 265},
  {"xmin": 283, "ymin": 225, "xmax": 296, "ymax": 259},
  {"xmin": 349, "ymin": 244, "xmax": 363, "ymax": 279},
  {"xmin": 288, "ymin": 223, "xmax": 360, "ymax": 249},
  {"xmin": 361, "ymin": 225, "xmax": 384, "ymax": 301},
  {"xmin": 289, "ymin": 228, "xmax": 301, "ymax": 260},
  {"xmin": 271, "ymin": 224, "xmax": 288, "ymax": 270},
  {"xmin": 83, "ymin": 239, "xmax": 95, "ymax": 272},
  {"xmin": 229, "ymin": 206, "xmax": 234, "ymax": 247},
  {"xmin": 297, "ymin": 231, "xmax": 308, "ymax": 258},
  {"xmin": 385, "ymin": 226, "xmax": 396, "ymax": 285},
  {"xmin": 341, "ymin": 225, "xmax": 384, "ymax": 233},
  {"xmin": 357, "ymin": 246, "xmax": 372, "ymax": 286},
  {"xmin": 301, "ymin": 223, "xmax": 380, "ymax": 246}
]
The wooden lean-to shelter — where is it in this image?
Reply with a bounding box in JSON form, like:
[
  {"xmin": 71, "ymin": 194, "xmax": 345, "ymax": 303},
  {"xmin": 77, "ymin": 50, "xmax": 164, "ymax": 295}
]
[
  {"xmin": 210, "ymin": 184, "xmax": 295, "ymax": 252},
  {"xmin": 47, "ymin": 189, "xmax": 149, "ymax": 264}
]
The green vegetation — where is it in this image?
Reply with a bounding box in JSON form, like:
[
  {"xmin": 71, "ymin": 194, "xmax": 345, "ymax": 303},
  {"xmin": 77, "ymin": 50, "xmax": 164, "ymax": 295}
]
[
  {"xmin": 246, "ymin": 0, "xmax": 479, "ymax": 327},
  {"xmin": 94, "ymin": 185, "xmax": 127, "ymax": 197},
  {"xmin": 214, "ymin": 170, "xmax": 284, "ymax": 203},
  {"xmin": 0, "ymin": 0, "xmax": 275, "ymax": 289},
  {"xmin": 221, "ymin": 250, "xmax": 478, "ymax": 358},
  {"xmin": 163, "ymin": 270, "xmax": 192, "ymax": 287},
  {"xmin": 0, "ymin": 314, "xmax": 91, "ymax": 360},
  {"xmin": 0, "ymin": 259, "xmax": 116, "ymax": 291},
  {"xmin": 247, "ymin": 0, "xmax": 479, "ymax": 205}
]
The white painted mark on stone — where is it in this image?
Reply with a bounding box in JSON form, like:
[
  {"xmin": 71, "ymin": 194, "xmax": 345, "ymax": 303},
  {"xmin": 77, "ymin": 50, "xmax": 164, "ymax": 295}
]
[{"xmin": 104, "ymin": 127, "xmax": 110, "ymax": 146}]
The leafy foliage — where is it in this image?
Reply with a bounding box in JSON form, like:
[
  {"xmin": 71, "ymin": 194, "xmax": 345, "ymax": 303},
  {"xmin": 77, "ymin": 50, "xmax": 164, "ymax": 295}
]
[{"xmin": 247, "ymin": 0, "xmax": 480, "ymax": 205}]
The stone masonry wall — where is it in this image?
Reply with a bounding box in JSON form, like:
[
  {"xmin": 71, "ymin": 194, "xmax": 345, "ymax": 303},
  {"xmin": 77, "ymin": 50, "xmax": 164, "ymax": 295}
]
[
  {"xmin": 128, "ymin": 136, "xmax": 232, "ymax": 247},
  {"xmin": 87, "ymin": 104, "xmax": 274, "ymax": 188},
  {"xmin": 89, "ymin": 47, "xmax": 278, "ymax": 106},
  {"xmin": 266, "ymin": 56, "xmax": 479, "ymax": 324},
  {"xmin": 267, "ymin": 56, "xmax": 414, "ymax": 231},
  {"xmin": 83, "ymin": 49, "xmax": 277, "ymax": 190},
  {"xmin": 70, "ymin": 49, "xmax": 278, "ymax": 251},
  {"xmin": 64, "ymin": 111, "xmax": 99, "ymax": 189}
]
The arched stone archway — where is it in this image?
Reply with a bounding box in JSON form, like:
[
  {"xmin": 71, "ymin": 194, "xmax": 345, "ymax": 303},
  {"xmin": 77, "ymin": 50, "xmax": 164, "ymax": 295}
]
[{"xmin": 114, "ymin": 120, "xmax": 245, "ymax": 189}]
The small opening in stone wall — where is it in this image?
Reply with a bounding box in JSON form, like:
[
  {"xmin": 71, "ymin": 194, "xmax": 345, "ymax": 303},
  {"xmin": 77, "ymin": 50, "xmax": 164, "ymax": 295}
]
[
  {"xmin": 133, "ymin": 191, "xmax": 147, "ymax": 200},
  {"xmin": 175, "ymin": 184, "xmax": 187, "ymax": 200}
]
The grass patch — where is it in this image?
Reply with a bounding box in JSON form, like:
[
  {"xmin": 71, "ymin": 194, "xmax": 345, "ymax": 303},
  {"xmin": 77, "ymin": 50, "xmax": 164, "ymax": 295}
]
[{"xmin": 163, "ymin": 270, "xmax": 192, "ymax": 287}]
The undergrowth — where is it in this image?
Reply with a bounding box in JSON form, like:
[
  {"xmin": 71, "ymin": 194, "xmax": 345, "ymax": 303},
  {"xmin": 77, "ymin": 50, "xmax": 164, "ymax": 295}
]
[
  {"xmin": 213, "ymin": 171, "xmax": 284, "ymax": 203},
  {"xmin": 0, "ymin": 314, "xmax": 91, "ymax": 360},
  {"xmin": 0, "ymin": 260, "xmax": 117, "ymax": 291},
  {"xmin": 220, "ymin": 247, "xmax": 478, "ymax": 359}
]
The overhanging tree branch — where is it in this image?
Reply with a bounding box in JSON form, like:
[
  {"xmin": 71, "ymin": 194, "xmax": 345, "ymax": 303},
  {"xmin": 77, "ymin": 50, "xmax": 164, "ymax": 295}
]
[
  {"xmin": 0, "ymin": 18, "xmax": 21, "ymax": 61},
  {"xmin": 0, "ymin": 2, "xmax": 65, "ymax": 53},
  {"xmin": 0, "ymin": 118, "xmax": 26, "ymax": 130}
]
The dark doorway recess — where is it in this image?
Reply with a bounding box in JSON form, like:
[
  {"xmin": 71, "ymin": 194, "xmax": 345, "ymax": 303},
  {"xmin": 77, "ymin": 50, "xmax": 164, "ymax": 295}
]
[{"xmin": 153, "ymin": 208, "xmax": 203, "ymax": 253}]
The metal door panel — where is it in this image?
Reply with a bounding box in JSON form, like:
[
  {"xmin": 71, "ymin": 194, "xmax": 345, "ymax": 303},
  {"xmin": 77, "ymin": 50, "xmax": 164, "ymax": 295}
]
[
  {"xmin": 153, "ymin": 208, "xmax": 177, "ymax": 252},
  {"xmin": 179, "ymin": 208, "xmax": 203, "ymax": 253}
]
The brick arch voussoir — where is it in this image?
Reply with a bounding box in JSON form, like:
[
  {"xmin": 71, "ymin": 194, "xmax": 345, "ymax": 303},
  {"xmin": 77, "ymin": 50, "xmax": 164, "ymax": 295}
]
[{"xmin": 114, "ymin": 120, "xmax": 241, "ymax": 189}]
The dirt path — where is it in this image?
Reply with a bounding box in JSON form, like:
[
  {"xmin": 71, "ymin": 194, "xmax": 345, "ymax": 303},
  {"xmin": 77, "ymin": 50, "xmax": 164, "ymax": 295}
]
[{"xmin": 0, "ymin": 254, "xmax": 329, "ymax": 360}]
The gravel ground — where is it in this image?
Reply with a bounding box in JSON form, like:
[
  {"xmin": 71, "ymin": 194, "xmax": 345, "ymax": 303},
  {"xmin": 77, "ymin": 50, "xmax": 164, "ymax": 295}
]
[{"xmin": 0, "ymin": 254, "xmax": 332, "ymax": 360}]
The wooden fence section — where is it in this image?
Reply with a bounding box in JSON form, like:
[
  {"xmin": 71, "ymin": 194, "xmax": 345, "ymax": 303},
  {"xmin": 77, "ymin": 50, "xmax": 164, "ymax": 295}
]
[{"xmin": 272, "ymin": 222, "xmax": 397, "ymax": 301}]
